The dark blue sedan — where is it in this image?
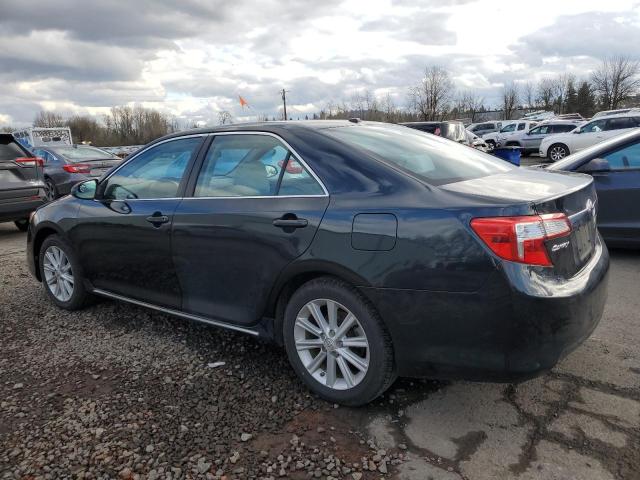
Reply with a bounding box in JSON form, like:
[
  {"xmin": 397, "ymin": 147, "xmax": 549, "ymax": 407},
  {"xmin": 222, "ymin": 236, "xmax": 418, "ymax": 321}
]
[
  {"xmin": 547, "ymin": 129, "xmax": 640, "ymax": 248},
  {"xmin": 26, "ymin": 121, "xmax": 608, "ymax": 405}
]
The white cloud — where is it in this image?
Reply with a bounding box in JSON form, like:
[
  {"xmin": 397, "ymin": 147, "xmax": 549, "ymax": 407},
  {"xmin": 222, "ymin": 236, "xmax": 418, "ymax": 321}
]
[{"xmin": 0, "ymin": 0, "xmax": 639, "ymax": 127}]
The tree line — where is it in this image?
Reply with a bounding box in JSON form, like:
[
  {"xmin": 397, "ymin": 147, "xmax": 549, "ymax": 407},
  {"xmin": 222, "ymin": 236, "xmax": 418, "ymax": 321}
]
[
  {"xmin": 323, "ymin": 56, "xmax": 639, "ymax": 122},
  {"xmin": 28, "ymin": 106, "xmax": 183, "ymax": 146}
]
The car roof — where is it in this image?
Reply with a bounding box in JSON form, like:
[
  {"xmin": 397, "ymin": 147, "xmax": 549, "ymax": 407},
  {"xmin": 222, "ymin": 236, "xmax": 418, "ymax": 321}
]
[
  {"xmin": 588, "ymin": 112, "xmax": 640, "ymax": 121},
  {"xmin": 538, "ymin": 119, "xmax": 581, "ymax": 125}
]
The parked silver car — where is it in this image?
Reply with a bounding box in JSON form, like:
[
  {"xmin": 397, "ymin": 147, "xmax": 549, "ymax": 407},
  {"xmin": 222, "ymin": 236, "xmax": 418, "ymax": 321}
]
[
  {"xmin": 498, "ymin": 120, "xmax": 583, "ymax": 156},
  {"xmin": 467, "ymin": 121, "xmax": 505, "ymax": 137}
]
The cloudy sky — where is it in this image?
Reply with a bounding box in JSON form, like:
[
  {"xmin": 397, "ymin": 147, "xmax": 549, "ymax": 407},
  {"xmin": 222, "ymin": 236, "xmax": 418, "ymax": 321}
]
[{"xmin": 1, "ymin": 0, "xmax": 639, "ymax": 127}]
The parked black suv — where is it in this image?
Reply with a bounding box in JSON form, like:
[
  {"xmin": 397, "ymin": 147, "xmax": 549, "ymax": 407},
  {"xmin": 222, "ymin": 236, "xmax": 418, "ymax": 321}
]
[{"xmin": 0, "ymin": 133, "xmax": 46, "ymax": 230}]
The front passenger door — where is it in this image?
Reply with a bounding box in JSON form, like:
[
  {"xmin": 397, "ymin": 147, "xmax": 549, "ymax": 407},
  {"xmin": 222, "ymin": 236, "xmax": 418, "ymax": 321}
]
[{"xmin": 71, "ymin": 136, "xmax": 205, "ymax": 308}]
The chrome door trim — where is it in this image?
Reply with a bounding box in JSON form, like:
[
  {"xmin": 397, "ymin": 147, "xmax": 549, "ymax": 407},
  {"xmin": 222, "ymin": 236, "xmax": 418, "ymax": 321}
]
[
  {"xmin": 92, "ymin": 288, "xmax": 259, "ymax": 336},
  {"xmin": 97, "ymin": 130, "xmax": 329, "ymax": 200}
]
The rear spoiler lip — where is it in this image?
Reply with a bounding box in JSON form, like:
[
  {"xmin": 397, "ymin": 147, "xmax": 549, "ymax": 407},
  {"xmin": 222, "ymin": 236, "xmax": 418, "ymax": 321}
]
[{"xmin": 532, "ymin": 174, "xmax": 593, "ymax": 205}]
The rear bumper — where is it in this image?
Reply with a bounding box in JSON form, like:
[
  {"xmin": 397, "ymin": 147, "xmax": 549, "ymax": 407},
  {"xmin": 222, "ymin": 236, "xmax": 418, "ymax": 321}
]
[
  {"xmin": 360, "ymin": 237, "xmax": 609, "ymax": 381},
  {"xmin": 0, "ymin": 195, "xmax": 45, "ymax": 222}
]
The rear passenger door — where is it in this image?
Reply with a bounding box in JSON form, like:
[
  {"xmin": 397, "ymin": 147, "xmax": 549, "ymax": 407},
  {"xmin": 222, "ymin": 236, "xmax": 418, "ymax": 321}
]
[{"xmin": 171, "ymin": 133, "xmax": 330, "ymax": 326}]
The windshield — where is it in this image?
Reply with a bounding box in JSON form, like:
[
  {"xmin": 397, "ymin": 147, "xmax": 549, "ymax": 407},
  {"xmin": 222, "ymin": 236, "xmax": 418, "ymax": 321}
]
[
  {"xmin": 52, "ymin": 146, "xmax": 118, "ymax": 162},
  {"xmin": 323, "ymin": 123, "xmax": 513, "ymax": 185}
]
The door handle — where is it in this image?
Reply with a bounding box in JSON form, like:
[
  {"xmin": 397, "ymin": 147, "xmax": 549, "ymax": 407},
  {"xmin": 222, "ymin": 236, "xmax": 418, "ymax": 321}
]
[
  {"xmin": 273, "ymin": 217, "xmax": 308, "ymax": 229},
  {"xmin": 146, "ymin": 214, "xmax": 170, "ymax": 225}
]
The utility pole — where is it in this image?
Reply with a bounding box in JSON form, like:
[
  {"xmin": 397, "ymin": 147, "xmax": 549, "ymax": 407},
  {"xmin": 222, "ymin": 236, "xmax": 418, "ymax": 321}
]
[{"xmin": 281, "ymin": 88, "xmax": 288, "ymax": 121}]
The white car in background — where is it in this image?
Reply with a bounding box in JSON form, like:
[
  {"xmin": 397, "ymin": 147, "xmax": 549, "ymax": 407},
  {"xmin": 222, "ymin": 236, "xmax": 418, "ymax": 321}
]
[
  {"xmin": 494, "ymin": 120, "xmax": 582, "ymax": 156},
  {"xmin": 540, "ymin": 113, "xmax": 640, "ymax": 161},
  {"xmin": 482, "ymin": 120, "xmax": 536, "ymax": 148}
]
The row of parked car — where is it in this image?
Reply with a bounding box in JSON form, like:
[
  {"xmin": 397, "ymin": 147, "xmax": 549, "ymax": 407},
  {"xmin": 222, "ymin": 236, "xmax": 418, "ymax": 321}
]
[{"xmin": 470, "ymin": 107, "xmax": 640, "ymax": 161}]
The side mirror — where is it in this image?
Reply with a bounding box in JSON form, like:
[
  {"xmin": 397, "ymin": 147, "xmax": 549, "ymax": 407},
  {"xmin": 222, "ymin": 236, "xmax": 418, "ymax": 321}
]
[
  {"xmin": 573, "ymin": 129, "xmax": 581, "ymax": 134},
  {"xmin": 578, "ymin": 158, "xmax": 610, "ymax": 173},
  {"xmin": 71, "ymin": 179, "xmax": 97, "ymax": 199}
]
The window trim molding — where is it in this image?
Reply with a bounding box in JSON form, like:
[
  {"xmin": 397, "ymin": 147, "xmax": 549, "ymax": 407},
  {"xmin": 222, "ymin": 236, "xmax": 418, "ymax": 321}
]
[{"xmin": 98, "ymin": 131, "xmax": 329, "ymax": 201}]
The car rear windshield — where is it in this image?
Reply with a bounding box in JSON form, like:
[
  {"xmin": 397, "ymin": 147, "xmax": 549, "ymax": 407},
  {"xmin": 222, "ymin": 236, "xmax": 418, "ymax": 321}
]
[
  {"xmin": 324, "ymin": 124, "xmax": 513, "ymax": 185},
  {"xmin": 53, "ymin": 146, "xmax": 118, "ymax": 162},
  {"xmin": 0, "ymin": 137, "xmax": 27, "ymax": 161}
]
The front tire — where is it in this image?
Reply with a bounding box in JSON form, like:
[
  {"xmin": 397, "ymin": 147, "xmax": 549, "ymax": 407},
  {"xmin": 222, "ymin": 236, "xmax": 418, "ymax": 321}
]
[
  {"xmin": 283, "ymin": 277, "xmax": 395, "ymax": 406},
  {"xmin": 548, "ymin": 143, "xmax": 569, "ymax": 161},
  {"xmin": 39, "ymin": 235, "xmax": 92, "ymax": 310}
]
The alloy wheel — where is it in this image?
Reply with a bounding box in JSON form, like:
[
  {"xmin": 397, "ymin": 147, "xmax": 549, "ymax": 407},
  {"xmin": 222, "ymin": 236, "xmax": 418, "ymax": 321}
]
[
  {"xmin": 43, "ymin": 246, "xmax": 74, "ymax": 302},
  {"xmin": 294, "ymin": 299, "xmax": 370, "ymax": 390},
  {"xmin": 44, "ymin": 180, "xmax": 56, "ymax": 202},
  {"xmin": 549, "ymin": 146, "xmax": 567, "ymax": 161}
]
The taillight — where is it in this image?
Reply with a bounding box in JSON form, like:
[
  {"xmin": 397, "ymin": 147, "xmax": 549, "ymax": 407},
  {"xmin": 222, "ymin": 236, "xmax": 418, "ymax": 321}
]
[
  {"xmin": 63, "ymin": 164, "xmax": 91, "ymax": 174},
  {"xmin": 470, "ymin": 213, "xmax": 571, "ymax": 266},
  {"xmin": 15, "ymin": 157, "xmax": 44, "ymax": 167},
  {"xmin": 278, "ymin": 159, "xmax": 304, "ymax": 174}
]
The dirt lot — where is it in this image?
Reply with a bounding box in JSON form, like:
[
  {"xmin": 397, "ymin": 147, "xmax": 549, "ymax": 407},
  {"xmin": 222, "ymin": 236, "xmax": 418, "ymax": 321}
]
[{"xmin": 1, "ymin": 222, "xmax": 639, "ymax": 480}]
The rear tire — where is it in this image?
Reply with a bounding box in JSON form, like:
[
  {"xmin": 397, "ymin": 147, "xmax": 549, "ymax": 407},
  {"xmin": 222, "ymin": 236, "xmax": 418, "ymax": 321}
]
[
  {"xmin": 39, "ymin": 234, "xmax": 92, "ymax": 310},
  {"xmin": 14, "ymin": 219, "xmax": 29, "ymax": 232},
  {"xmin": 548, "ymin": 143, "xmax": 569, "ymax": 162},
  {"xmin": 283, "ymin": 277, "xmax": 396, "ymax": 406}
]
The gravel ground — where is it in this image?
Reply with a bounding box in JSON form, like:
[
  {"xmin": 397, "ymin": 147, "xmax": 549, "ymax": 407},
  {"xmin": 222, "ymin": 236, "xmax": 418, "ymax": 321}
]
[
  {"xmin": 1, "ymin": 219, "xmax": 639, "ymax": 480},
  {"xmin": 0, "ymin": 224, "xmax": 405, "ymax": 480}
]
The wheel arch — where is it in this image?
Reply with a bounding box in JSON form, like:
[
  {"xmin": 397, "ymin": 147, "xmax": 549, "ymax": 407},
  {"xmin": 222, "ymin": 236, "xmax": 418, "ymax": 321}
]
[
  {"xmin": 32, "ymin": 222, "xmax": 66, "ymax": 281},
  {"xmin": 265, "ymin": 260, "xmax": 372, "ymax": 345}
]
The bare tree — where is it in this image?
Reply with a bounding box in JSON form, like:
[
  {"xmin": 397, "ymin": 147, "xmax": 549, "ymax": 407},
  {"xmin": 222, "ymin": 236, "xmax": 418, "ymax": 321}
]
[
  {"xmin": 502, "ymin": 82, "xmax": 519, "ymax": 120},
  {"xmin": 592, "ymin": 56, "xmax": 640, "ymax": 110},
  {"xmin": 217, "ymin": 110, "xmax": 233, "ymax": 125},
  {"xmin": 408, "ymin": 66, "xmax": 454, "ymax": 121},
  {"xmin": 548, "ymin": 73, "xmax": 574, "ymax": 114},
  {"xmin": 456, "ymin": 90, "xmax": 484, "ymax": 121},
  {"xmin": 536, "ymin": 78, "xmax": 555, "ymax": 111},
  {"xmin": 33, "ymin": 111, "xmax": 65, "ymax": 128},
  {"xmin": 522, "ymin": 81, "xmax": 536, "ymax": 110}
]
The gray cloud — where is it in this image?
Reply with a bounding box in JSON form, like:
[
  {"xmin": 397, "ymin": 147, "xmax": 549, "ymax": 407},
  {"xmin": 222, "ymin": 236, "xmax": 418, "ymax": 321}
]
[
  {"xmin": 0, "ymin": 1, "xmax": 636, "ymax": 127},
  {"xmin": 361, "ymin": 11, "xmax": 456, "ymax": 45},
  {"xmin": 514, "ymin": 11, "xmax": 640, "ymax": 62}
]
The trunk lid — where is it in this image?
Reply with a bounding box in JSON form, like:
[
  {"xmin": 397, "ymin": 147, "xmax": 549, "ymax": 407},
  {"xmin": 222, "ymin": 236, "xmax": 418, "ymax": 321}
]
[
  {"xmin": 440, "ymin": 169, "xmax": 598, "ymax": 277},
  {"xmin": 80, "ymin": 158, "xmax": 122, "ymax": 177}
]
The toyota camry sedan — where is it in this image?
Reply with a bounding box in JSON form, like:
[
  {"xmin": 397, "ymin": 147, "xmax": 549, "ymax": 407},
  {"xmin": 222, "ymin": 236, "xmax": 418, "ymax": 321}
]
[{"xmin": 27, "ymin": 121, "xmax": 609, "ymax": 406}]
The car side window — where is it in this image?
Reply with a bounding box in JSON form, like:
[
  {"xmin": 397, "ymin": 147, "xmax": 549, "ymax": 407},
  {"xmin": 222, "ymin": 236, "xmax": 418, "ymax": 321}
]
[
  {"xmin": 517, "ymin": 123, "xmax": 526, "ymax": 131},
  {"xmin": 102, "ymin": 137, "xmax": 201, "ymax": 200},
  {"xmin": 602, "ymin": 141, "xmax": 640, "ymax": 170},
  {"xmin": 581, "ymin": 120, "xmax": 607, "ymax": 133},
  {"xmin": 194, "ymin": 135, "xmax": 283, "ymax": 197},
  {"xmin": 501, "ymin": 124, "xmax": 516, "ymax": 133},
  {"xmin": 278, "ymin": 157, "xmax": 325, "ymax": 196},
  {"xmin": 530, "ymin": 126, "xmax": 550, "ymax": 135},
  {"xmin": 554, "ymin": 125, "xmax": 576, "ymax": 133},
  {"xmin": 605, "ymin": 117, "xmax": 634, "ymax": 131}
]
